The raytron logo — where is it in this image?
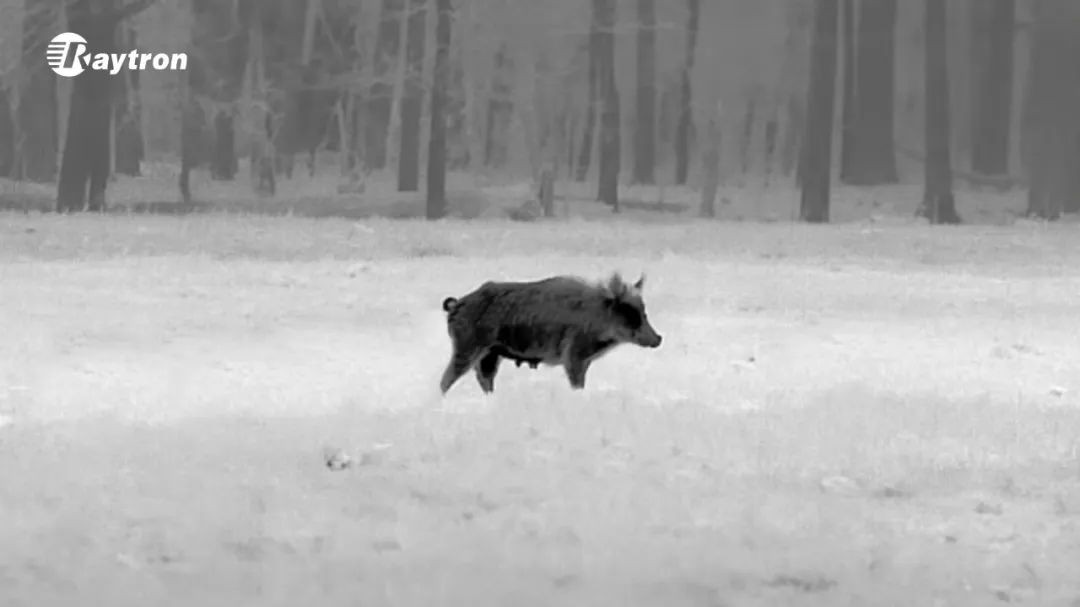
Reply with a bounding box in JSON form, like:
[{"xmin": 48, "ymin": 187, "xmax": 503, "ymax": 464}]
[{"xmin": 47, "ymin": 32, "xmax": 188, "ymax": 78}]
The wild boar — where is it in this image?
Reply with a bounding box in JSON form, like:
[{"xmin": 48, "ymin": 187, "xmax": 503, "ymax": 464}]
[{"xmin": 439, "ymin": 272, "xmax": 662, "ymax": 394}]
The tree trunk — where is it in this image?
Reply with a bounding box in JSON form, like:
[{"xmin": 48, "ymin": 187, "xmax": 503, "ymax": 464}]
[
  {"xmin": 673, "ymin": 0, "xmax": 700, "ymax": 186},
  {"xmin": 563, "ymin": 38, "xmax": 586, "ymax": 180},
  {"xmin": 483, "ymin": 43, "xmax": 513, "ymax": 168},
  {"xmin": 445, "ymin": 46, "xmax": 469, "ymax": 170},
  {"xmin": 253, "ymin": 114, "xmax": 277, "ymax": 198},
  {"xmin": 113, "ymin": 20, "xmax": 143, "ymax": 177},
  {"xmin": 918, "ymin": 0, "xmax": 961, "ymax": 224},
  {"xmin": 0, "ymin": 84, "xmax": 12, "ymax": 178},
  {"xmin": 17, "ymin": 0, "xmax": 59, "ymax": 183},
  {"xmin": 538, "ymin": 164, "xmax": 555, "ymax": 218},
  {"xmin": 632, "ymin": 0, "xmax": 656, "ymax": 185},
  {"xmin": 838, "ymin": 0, "xmax": 855, "ymax": 182},
  {"xmin": 655, "ymin": 76, "xmax": 677, "ymax": 177},
  {"xmin": 285, "ymin": 0, "xmax": 324, "ymax": 180},
  {"xmin": 596, "ymin": 0, "xmax": 620, "ymax": 210},
  {"xmin": 739, "ymin": 89, "xmax": 759, "ymax": 176},
  {"xmin": 780, "ymin": 0, "xmax": 812, "ymax": 183},
  {"xmin": 763, "ymin": 110, "xmax": 778, "ymax": 187},
  {"xmin": 426, "ymin": 0, "xmax": 452, "ymax": 220},
  {"xmin": 782, "ymin": 95, "xmax": 804, "ymax": 181},
  {"xmin": 456, "ymin": 0, "xmax": 483, "ymax": 173},
  {"xmin": 180, "ymin": 103, "xmax": 199, "ymax": 203},
  {"xmin": 56, "ymin": 0, "xmax": 117, "ymax": 212},
  {"xmin": 843, "ymin": 0, "xmax": 899, "ymax": 185},
  {"xmin": 531, "ymin": 51, "xmax": 561, "ymax": 185},
  {"xmin": 576, "ymin": 15, "xmax": 601, "ymax": 182},
  {"xmin": 210, "ymin": 111, "xmax": 237, "ymax": 180},
  {"xmin": 181, "ymin": 2, "xmax": 206, "ymax": 202},
  {"xmin": 564, "ymin": 110, "xmax": 578, "ymax": 180},
  {"xmin": 397, "ymin": 0, "xmax": 426, "ymax": 191},
  {"xmin": 799, "ymin": 0, "xmax": 839, "ymax": 223},
  {"xmin": 970, "ymin": 0, "xmax": 1014, "ymax": 176},
  {"xmin": 300, "ymin": 0, "xmax": 320, "ymax": 63},
  {"xmin": 699, "ymin": 101, "xmax": 723, "ymax": 217},
  {"xmin": 200, "ymin": 0, "xmax": 248, "ymax": 182},
  {"xmin": 366, "ymin": 0, "xmax": 403, "ymax": 171},
  {"xmin": 342, "ymin": 14, "xmax": 367, "ymax": 175},
  {"xmin": 1024, "ymin": 0, "xmax": 1080, "ymax": 218},
  {"xmin": 113, "ymin": 79, "xmax": 144, "ymax": 177},
  {"xmin": 335, "ymin": 96, "xmax": 355, "ymax": 177}
]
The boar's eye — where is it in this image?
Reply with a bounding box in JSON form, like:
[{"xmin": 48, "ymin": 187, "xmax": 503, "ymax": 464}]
[{"xmin": 613, "ymin": 302, "xmax": 643, "ymax": 329}]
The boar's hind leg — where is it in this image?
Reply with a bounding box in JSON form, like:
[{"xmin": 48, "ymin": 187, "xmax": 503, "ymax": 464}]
[
  {"xmin": 563, "ymin": 360, "xmax": 592, "ymax": 390},
  {"xmin": 440, "ymin": 345, "xmax": 485, "ymax": 394},
  {"xmin": 474, "ymin": 350, "xmax": 501, "ymax": 393}
]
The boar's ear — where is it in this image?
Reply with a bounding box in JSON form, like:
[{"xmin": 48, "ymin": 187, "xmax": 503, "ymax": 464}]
[
  {"xmin": 632, "ymin": 274, "xmax": 646, "ymax": 292},
  {"xmin": 606, "ymin": 273, "xmax": 627, "ymax": 300}
]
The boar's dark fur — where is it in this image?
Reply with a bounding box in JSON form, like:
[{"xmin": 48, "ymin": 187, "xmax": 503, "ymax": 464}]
[{"xmin": 439, "ymin": 273, "xmax": 662, "ymax": 394}]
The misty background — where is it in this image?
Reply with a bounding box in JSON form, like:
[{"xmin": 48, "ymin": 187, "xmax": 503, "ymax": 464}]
[{"xmin": 0, "ymin": 0, "xmax": 1075, "ymax": 222}]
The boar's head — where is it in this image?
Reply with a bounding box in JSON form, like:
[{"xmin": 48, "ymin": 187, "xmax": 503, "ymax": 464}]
[{"xmin": 603, "ymin": 273, "xmax": 663, "ymax": 349}]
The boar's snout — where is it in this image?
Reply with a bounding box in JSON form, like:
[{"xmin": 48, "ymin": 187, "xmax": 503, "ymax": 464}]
[{"xmin": 637, "ymin": 323, "xmax": 662, "ymax": 348}]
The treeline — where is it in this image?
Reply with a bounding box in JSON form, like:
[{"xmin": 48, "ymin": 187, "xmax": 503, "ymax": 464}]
[{"xmin": 0, "ymin": 0, "xmax": 1077, "ymax": 221}]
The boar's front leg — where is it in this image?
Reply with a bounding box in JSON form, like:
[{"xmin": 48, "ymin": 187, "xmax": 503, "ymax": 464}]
[
  {"xmin": 561, "ymin": 337, "xmax": 595, "ymax": 390},
  {"xmin": 474, "ymin": 350, "xmax": 502, "ymax": 393}
]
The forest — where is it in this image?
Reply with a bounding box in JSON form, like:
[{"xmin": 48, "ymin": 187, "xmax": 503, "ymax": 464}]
[{"xmin": 1, "ymin": 0, "xmax": 1077, "ymax": 222}]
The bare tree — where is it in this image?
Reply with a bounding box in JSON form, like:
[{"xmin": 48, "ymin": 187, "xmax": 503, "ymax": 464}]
[
  {"xmin": 366, "ymin": 0, "xmax": 402, "ymax": 171},
  {"xmin": 917, "ymin": 0, "xmax": 960, "ymax": 224},
  {"xmin": 1023, "ymin": 0, "xmax": 1080, "ymax": 219},
  {"xmin": 799, "ymin": 0, "xmax": 839, "ymax": 223},
  {"xmin": 632, "ymin": 0, "xmax": 655, "ymax": 185},
  {"xmin": 673, "ymin": 0, "xmax": 699, "ymax": 186},
  {"xmin": 970, "ymin": 0, "xmax": 1014, "ymax": 177},
  {"xmin": 841, "ymin": 0, "xmax": 898, "ymax": 185},
  {"xmin": 596, "ymin": 0, "xmax": 620, "ymax": 210},
  {"xmin": 397, "ymin": 0, "xmax": 425, "ymax": 191},
  {"xmin": 426, "ymin": 0, "xmax": 452, "ymax": 220}
]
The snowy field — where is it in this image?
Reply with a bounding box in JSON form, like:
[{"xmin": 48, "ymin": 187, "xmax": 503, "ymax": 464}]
[{"xmin": 2, "ymin": 199, "xmax": 1080, "ymax": 605}]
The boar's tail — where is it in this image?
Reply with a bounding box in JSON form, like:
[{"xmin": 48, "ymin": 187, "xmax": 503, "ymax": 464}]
[{"xmin": 442, "ymin": 297, "xmax": 459, "ymax": 314}]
